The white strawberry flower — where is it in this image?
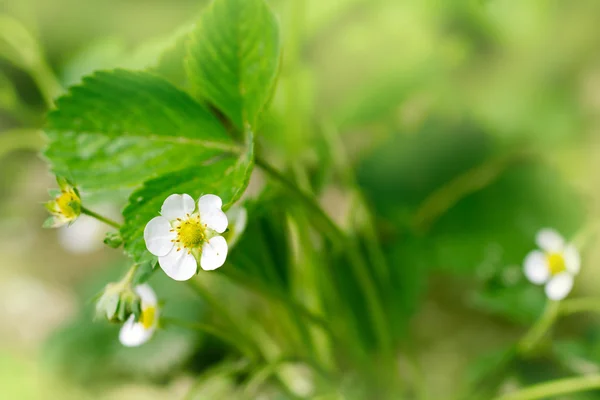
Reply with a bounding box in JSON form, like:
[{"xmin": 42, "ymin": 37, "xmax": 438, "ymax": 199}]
[
  {"xmin": 144, "ymin": 194, "xmax": 228, "ymax": 281},
  {"xmin": 119, "ymin": 284, "xmax": 159, "ymax": 347},
  {"xmin": 523, "ymin": 228, "xmax": 581, "ymax": 301}
]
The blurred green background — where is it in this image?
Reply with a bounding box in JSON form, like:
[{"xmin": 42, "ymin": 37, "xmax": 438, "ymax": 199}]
[{"xmin": 2, "ymin": 0, "xmax": 600, "ymax": 398}]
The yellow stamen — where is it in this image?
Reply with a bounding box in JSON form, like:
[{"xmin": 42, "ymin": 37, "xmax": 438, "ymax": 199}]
[
  {"xmin": 55, "ymin": 190, "xmax": 80, "ymax": 219},
  {"xmin": 140, "ymin": 306, "xmax": 156, "ymax": 329},
  {"xmin": 547, "ymin": 252, "xmax": 566, "ymax": 275},
  {"xmin": 177, "ymin": 216, "xmax": 207, "ymax": 249}
]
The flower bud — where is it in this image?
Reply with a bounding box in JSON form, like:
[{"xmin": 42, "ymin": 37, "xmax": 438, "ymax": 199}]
[
  {"xmin": 95, "ymin": 281, "xmax": 142, "ymax": 324},
  {"xmin": 43, "ymin": 176, "xmax": 82, "ymax": 228}
]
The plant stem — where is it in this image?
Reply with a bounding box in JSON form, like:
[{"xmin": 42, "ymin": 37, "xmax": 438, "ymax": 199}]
[
  {"xmin": 81, "ymin": 206, "xmax": 121, "ymax": 229},
  {"xmin": 254, "ymin": 156, "xmax": 344, "ymax": 242},
  {"xmin": 493, "ymin": 375, "xmax": 600, "ymax": 400},
  {"xmin": 161, "ymin": 317, "xmax": 256, "ymax": 360},
  {"xmin": 517, "ymin": 300, "xmax": 560, "ymax": 354}
]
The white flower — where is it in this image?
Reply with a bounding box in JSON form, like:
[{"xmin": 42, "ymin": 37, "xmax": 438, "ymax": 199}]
[
  {"xmin": 523, "ymin": 228, "xmax": 581, "ymax": 301},
  {"xmin": 119, "ymin": 284, "xmax": 159, "ymax": 347},
  {"xmin": 143, "ymin": 194, "xmax": 228, "ymax": 281}
]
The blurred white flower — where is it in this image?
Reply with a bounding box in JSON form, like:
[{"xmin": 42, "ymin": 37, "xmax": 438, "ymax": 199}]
[
  {"xmin": 523, "ymin": 228, "xmax": 581, "ymax": 301},
  {"xmin": 144, "ymin": 194, "xmax": 228, "ymax": 281},
  {"xmin": 119, "ymin": 284, "xmax": 159, "ymax": 347}
]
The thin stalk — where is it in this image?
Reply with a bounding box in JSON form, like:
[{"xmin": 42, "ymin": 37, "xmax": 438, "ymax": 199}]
[
  {"xmin": 255, "ymin": 156, "xmax": 344, "ymax": 243},
  {"xmin": 493, "ymin": 375, "xmax": 600, "ymax": 400},
  {"xmin": 80, "ymin": 206, "xmax": 121, "ymax": 229},
  {"xmin": 517, "ymin": 300, "xmax": 560, "ymax": 354}
]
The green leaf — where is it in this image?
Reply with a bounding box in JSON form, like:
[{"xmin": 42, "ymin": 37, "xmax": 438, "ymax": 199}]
[
  {"xmin": 121, "ymin": 143, "xmax": 254, "ymax": 262},
  {"xmin": 186, "ymin": 0, "xmax": 280, "ymax": 130},
  {"xmin": 44, "ymin": 69, "xmax": 237, "ymax": 199}
]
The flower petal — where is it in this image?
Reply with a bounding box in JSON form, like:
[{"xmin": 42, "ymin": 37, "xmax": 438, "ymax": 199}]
[
  {"xmin": 536, "ymin": 228, "xmax": 565, "ymax": 253},
  {"xmin": 545, "ymin": 272, "xmax": 574, "ymax": 301},
  {"xmin": 198, "ymin": 194, "xmax": 228, "ymax": 233},
  {"xmin": 161, "ymin": 193, "xmax": 195, "ymax": 220},
  {"xmin": 144, "ymin": 216, "xmax": 175, "ymax": 256},
  {"xmin": 523, "ymin": 250, "xmax": 550, "ymax": 284},
  {"xmin": 158, "ymin": 247, "xmax": 197, "ymax": 281},
  {"xmin": 200, "ymin": 235, "xmax": 228, "ymax": 271},
  {"xmin": 563, "ymin": 244, "xmax": 581, "ymax": 275},
  {"xmin": 119, "ymin": 315, "xmax": 155, "ymax": 347},
  {"xmin": 135, "ymin": 284, "xmax": 157, "ymax": 306}
]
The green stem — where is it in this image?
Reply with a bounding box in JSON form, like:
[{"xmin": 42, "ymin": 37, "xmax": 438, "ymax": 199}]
[
  {"xmin": 122, "ymin": 263, "xmax": 139, "ymax": 285},
  {"xmin": 255, "ymin": 156, "xmax": 344, "ymax": 242},
  {"xmin": 493, "ymin": 375, "xmax": 600, "ymax": 400},
  {"xmin": 80, "ymin": 206, "xmax": 121, "ymax": 229},
  {"xmin": 161, "ymin": 317, "xmax": 255, "ymax": 360},
  {"xmin": 517, "ymin": 301, "xmax": 560, "ymax": 354}
]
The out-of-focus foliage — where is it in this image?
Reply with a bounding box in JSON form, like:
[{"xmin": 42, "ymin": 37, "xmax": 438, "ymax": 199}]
[{"xmin": 2, "ymin": 0, "xmax": 600, "ymax": 399}]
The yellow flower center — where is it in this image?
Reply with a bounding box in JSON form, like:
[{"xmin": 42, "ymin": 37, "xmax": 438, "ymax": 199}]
[
  {"xmin": 547, "ymin": 252, "xmax": 566, "ymax": 275},
  {"xmin": 140, "ymin": 306, "xmax": 156, "ymax": 330},
  {"xmin": 174, "ymin": 214, "xmax": 206, "ymax": 250},
  {"xmin": 55, "ymin": 190, "xmax": 80, "ymax": 219}
]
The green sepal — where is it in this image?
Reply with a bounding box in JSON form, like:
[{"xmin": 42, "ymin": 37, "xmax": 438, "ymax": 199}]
[
  {"xmin": 42, "ymin": 216, "xmax": 59, "ymax": 228},
  {"xmin": 103, "ymin": 232, "xmax": 123, "ymax": 249}
]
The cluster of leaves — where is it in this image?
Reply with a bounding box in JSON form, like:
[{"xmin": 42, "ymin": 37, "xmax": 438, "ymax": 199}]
[{"xmin": 44, "ymin": 0, "xmax": 279, "ymax": 265}]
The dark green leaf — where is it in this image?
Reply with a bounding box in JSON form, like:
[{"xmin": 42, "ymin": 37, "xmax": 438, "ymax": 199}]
[{"xmin": 186, "ymin": 0, "xmax": 280, "ymax": 129}]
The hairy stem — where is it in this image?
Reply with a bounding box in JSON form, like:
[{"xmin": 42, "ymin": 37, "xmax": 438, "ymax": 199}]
[
  {"xmin": 80, "ymin": 206, "xmax": 121, "ymax": 229},
  {"xmin": 255, "ymin": 156, "xmax": 344, "ymax": 242}
]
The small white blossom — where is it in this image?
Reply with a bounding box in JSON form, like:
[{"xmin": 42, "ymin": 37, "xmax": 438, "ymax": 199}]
[
  {"xmin": 119, "ymin": 284, "xmax": 158, "ymax": 347},
  {"xmin": 523, "ymin": 228, "xmax": 581, "ymax": 301},
  {"xmin": 144, "ymin": 194, "xmax": 228, "ymax": 281}
]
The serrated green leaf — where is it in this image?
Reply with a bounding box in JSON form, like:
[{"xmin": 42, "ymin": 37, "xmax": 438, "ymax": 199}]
[
  {"xmin": 44, "ymin": 69, "xmax": 238, "ymax": 199},
  {"xmin": 121, "ymin": 143, "xmax": 254, "ymax": 262},
  {"xmin": 186, "ymin": 0, "xmax": 280, "ymax": 130}
]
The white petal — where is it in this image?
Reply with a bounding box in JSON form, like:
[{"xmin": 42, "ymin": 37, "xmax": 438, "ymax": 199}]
[
  {"xmin": 523, "ymin": 250, "xmax": 550, "ymax": 284},
  {"xmin": 199, "ymin": 194, "xmax": 228, "ymax": 233},
  {"xmin": 161, "ymin": 193, "xmax": 195, "ymax": 220},
  {"xmin": 119, "ymin": 315, "xmax": 155, "ymax": 347},
  {"xmin": 135, "ymin": 284, "xmax": 157, "ymax": 306},
  {"xmin": 200, "ymin": 236, "xmax": 228, "ymax": 271},
  {"xmin": 144, "ymin": 216, "xmax": 175, "ymax": 256},
  {"xmin": 158, "ymin": 247, "xmax": 197, "ymax": 281},
  {"xmin": 536, "ymin": 228, "xmax": 565, "ymax": 253},
  {"xmin": 545, "ymin": 272, "xmax": 574, "ymax": 301},
  {"xmin": 564, "ymin": 244, "xmax": 581, "ymax": 275}
]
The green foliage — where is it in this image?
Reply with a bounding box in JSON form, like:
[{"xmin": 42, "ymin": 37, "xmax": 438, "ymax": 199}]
[
  {"xmin": 186, "ymin": 0, "xmax": 280, "ymax": 130},
  {"xmin": 122, "ymin": 146, "xmax": 254, "ymax": 263},
  {"xmin": 44, "ymin": 69, "xmax": 234, "ymax": 198}
]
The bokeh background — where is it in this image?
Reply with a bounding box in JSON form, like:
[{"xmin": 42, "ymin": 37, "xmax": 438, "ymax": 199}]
[{"xmin": 2, "ymin": 0, "xmax": 600, "ymax": 398}]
